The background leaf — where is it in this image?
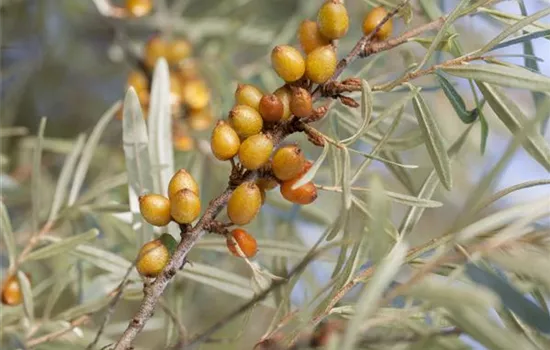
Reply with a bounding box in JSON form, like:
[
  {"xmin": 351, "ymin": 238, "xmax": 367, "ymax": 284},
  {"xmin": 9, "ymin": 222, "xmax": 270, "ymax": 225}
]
[{"xmin": 25, "ymin": 229, "xmax": 99, "ymax": 261}]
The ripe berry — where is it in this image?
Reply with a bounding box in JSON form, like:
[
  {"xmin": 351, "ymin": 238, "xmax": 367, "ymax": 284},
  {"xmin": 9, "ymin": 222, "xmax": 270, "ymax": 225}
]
[
  {"xmin": 173, "ymin": 134, "xmax": 194, "ymax": 151},
  {"xmin": 271, "ymin": 45, "xmax": 305, "ymax": 83},
  {"xmin": 139, "ymin": 194, "xmax": 172, "ymax": 226},
  {"xmin": 259, "ymin": 94, "xmax": 284, "ymax": 122},
  {"xmin": 1, "ymin": 274, "xmax": 24, "ymax": 306},
  {"xmin": 257, "ymin": 177, "xmax": 279, "ymax": 191},
  {"xmin": 280, "ymin": 178, "xmax": 318, "ymax": 205},
  {"xmin": 235, "ymin": 84, "xmax": 263, "ymax": 111},
  {"xmin": 169, "ymin": 74, "xmax": 183, "ymax": 110},
  {"xmin": 227, "ymin": 182, "xmax": 262, "ymax": 225},
  {"xmin": 127, "ymin": 70, "xmax": 149, "ymax": 92},
  {"xmin": 238, "ymin": 133, "xmax": 274, "ymax": 170},
  {"xmin": 274, "ymin": 86, "xmax": 292, "ymax": 120},
  {"xmin": 272, "ymin": 145, "xmax": 306, "ymax": 181},
  {"xmin": 168, "ymin": 169, "xmax": 199, "ymax": 199},
  {"xmin": 362, "ymin": 6, "xmax": 393, "ymax": 40},
  {"xmin": 188, "ymin": 107, "xmax": 213, "ymax": 131},
  {"xmin": 298, "ymin": 20, "xmax": 331, "ymax": 54},
  {"xmin": 211, "ymin": 120, "xmax": 240, "ymax": 161},
  {"xmin": 167, "ymin": 39, "xmax": 193, "ymax": 66},
  {"xmin": 170, "ymin": 189, "xmax": 201, "ymax": 224},
  {"xmin": 176, "ymin": 59, "xmax": 200, "ymax": 82},
  {"xmin": 137, "ymin": 89, "xmax": 151, "ymax": 108},
  {"xmin": 305, "ymin": 45, "xmax": 337, "ymax": 84},
  {"xmin": 229, "ymin": 105, "xmax": 263, "ymax": 139},
  {"xmin": 290, "ymin": 87, "xmax": 313, "ymax": 117},
  {"xmin": 317, "ymin": 1, "xmax": 349, "ymax": 40},
  {"xmin": 136, "ymin": 239, "xmax": 169, "ymax": 277},
  {"xmin": 126, "ymin": 0, "xmax": 153, "ymax": 17},
  {"xmin": 180, "ymin": 79, "xmax": 210, "ymax": 110},
  {"xmin": 144, "ymin": 36, "xmax": 167, "ymax": 70},
  {"xmin": 226, "ymin": 228, "xmax": 258, "ymax": 258}
]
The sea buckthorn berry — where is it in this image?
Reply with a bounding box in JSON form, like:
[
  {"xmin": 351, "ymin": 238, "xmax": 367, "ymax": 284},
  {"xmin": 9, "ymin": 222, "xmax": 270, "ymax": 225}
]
[
  {"xmin": 274, "ymin": 86, "xmax": 292, "ymax": 120},
  {"xmin": 271, "ymin": 45, "xmax": 305, "ymax": 83},
  {"xmin": 235, "ymin": 84, "xmax": 263, "ymax": 111},
  {"xmin": 126, "ymin": 0, "xmax": 152, "ymax": 17},
  {"xmin": 362, "ymin": 6, "xmax": 393, "ymax": 40},
  {"xmin": 280, "ymin": 178, "xmax": 318, "ymax": 205},
  {"xmin": 290, "ymin": 87, "xmax": 313, "ymax": 118},
  {"xmin": 305, "ymin": 45, "xmax": 337, "ymax": 84},
  {"xmin": 137, "ymin": 89, "xmax": 151, "ymax": 108},
  {"xmin": 180, "ymin": 79, "xmax": 210, "ymax": 110},
  {"xmin": 188, "ymin": 107, "xmax": 213, "ymax": 131},
  {"xmin": 171, "ymin": 189, "xmax": 201, "ymax": 224},
  {"xmin": 298, "ymin": 20, "xmax": 331, "ymax": 54},
  {"xmin": 173, "ymin": 134, "xmax": 194, "ymax": 151},
  {"xmin": 257, "ymin": 177, "xmax": 279, "ymax": 191},
  {"xmin": 168, "ymin": 169, "xmax": 199, "ymax": 198},
  {"xmin": 227, "ymin": 182, "xmax": 262, "ymax": 225},
  {"xmin": 136, "ymin": 239, "xmax": 169, "ymax": 277},
  {"xmin": 259, "ymin": 94, "xmax": 284, "ymax": 122},
  {"xmin": 177, "ymin": 59, "xmax": 200, "ymax": 82},
  {"xmin": 272, "ymin": 145, "xmax": 306, "ymax": 181},
  {"xmin": 317, "ymin": 0, "xmax": 349, "ymax": 40},
  {"xmin": 226, "ymin": 229, "xmax": 258, "ymax": 258},
  {"xmin": 144, "ymin": 36, "xmax": 167, "ymax": 70},
  {"xmin": 1, "ymin": 274, "xmax": 23, "ymax": 306},
  {"xmin": 238, "ymin": 133, "xmax": 274, "ymax": 170},
  {"xmin": 229, "ymin": 105, "xmax": 263, "ymax": 139},
  {"xmin": 211, "ymin": 121, "xmax": 240, "ymax": 161},
  {"xmin": 167, "ymin": 39, "xmax": 193, "ymax": 66},
  {"xmin": 139, "ymin": 194, "xmax": 172, "ymax": 226},
  {"xmin": 127, "ymin": 70, "xmax": 149, "ymax": 92}
]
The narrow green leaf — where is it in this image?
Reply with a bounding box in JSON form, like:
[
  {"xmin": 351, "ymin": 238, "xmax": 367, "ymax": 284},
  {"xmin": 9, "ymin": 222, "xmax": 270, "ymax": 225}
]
[
  {"xmin": 410, "ymin": 33, "xmax": 459, "ymax": 53},
  {"xmin": 32, "ymin": 117, "xmax": 47, "ymax": 234},
  {"xmin": 492, "ymin": 29, "xmax": 550, "ymax": 51},
  {"xmin": 291, "ymin": 141, "xmax": 329, "ymax": 189},
  {"xmin": 367, "ymin": 174, "xmax": 391, "ymax": 265},
  {"xmin": 340, "ymin": 239, "xmax": 408, "ymax": 350},
  {"xmin": 17, "ymin": 271, "xmax": 34, "ymax": 323},
  {"xmin": 25, "ymin": 229, "xmax": 99, "ymax": 261},
  {"xmin": 67, "ymin": 102, "xmax": 120, "ymax": 205},
  {"xmin": 347, "ymin": 148, "xmax": 418, "ymax": 169},
  {"xmin": 412, "ymin": 93, "xmax": 453, "ymax": 190},
  {"xmin": 47, "ymin": 134, "xmax": 86, "ymax": 223},
  {"xmin": 341, "ymin": 80, "xmax": 373, "ymax": 145},
  {"xmin": 379, "ymin": 150, "xmax": 416, "ymax": 194},
  {"xmin": 489, "ymin": 250, "xmax": 550, "ymax": 295},
  {"xmin": 159, "ymin": 233, "xmax": 177, "ymax": 255},
  {"xmin": 1, "ymin": 201, "xmax": 16, "ymax": 268},
  {"xmin": 0, "ymin": 127, "xmax": 28, "ymax": 138},
  {"xmin": 342, "ymin": 148, "xmax": 351, "ymax": 210},
  {"xmin": 43, "ymin": 267, "xmax": 74, "ymax": 319},
  {"xmin": 477, "ymin": 82, "xmax": 550, "ymax": 171},
  {"xmin": 70, "ymin": 243, "xmax": 133, "ymax": 275},
  {"xmin": 443, "ymin": 64, "xmax": 550, "ymax": 93},
  {"xmin": 434, "ymin": 70, "xmax": 478, "ymax": 124},
  {"xmin": 54, "ymin": 296, "xmax": 112, "ymax": 321},
  {"xmin": 479, "ymin": 108, "xmax": 489, "ymax": 154}
]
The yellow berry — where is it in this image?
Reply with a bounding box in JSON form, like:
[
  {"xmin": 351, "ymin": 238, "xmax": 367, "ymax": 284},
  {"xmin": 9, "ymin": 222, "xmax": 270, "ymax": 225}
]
[
  {"xmin": 259, "ymin": 94, "xmax": 284, "ymax": 122},
  {"xmin": 227, "ymin": 182, "xmax": 262, "ymax": 225},
  {"xmin": 305, "ymin": 45, "xmax": 337, "ymax": 84},
  {"xmin": 126, "ymin": 0, "xmax": 152, "ymax": 17},
  {"xmin": 226, "ymin": 228, "xmax": 258, "ymax": 258},
  {"xmin": 136, "ymin": 239, "xmax": 169, "ymax": 277},
  {"xmin": 139, "ymin": 194, "xmax": 172, "ymax": 226},
  {"xmin": 272, "ymin": 145, "xmax": 306, "ymax": 181},
  {"xmin": 271, "ymin": 45, "xmax": 305, "ymax": 83},
  {"xmin": 170, "ymin": 189, "xmax": 201, "ymax": 224},
  {"xmin": 144, "ymin": 36, "xmax": 167, "ymax": 70},
  {"xmin": 235, "ymin": 84, "xmax": 263, "ymax": 111},
  {"xmin": 257, "ymin": 177, "xmax": 279, "ymax": 191},
  {"xmin": 188, "ymin": 107, "xmax": 213, "ymax": 131},
  {"xmin": 290, "ymin": 87, "xmax": 313, "ymax": 118},
  {"xmin": 168, "ymin": 169, "xmax": 199, "ymax": 199},
  {"xmin": 280, "ymin": 178, "xmax": 318, "ymax": 205},
  {"xmin": 362, "ymin": 6, "xmax": 393, "ymax": 40},
  {"xmin": 137, "ymin": 89, "xmax": 151, "ymax": 108},
  {"xmin": 211, "ymin": 120, "xmax": 240, "ymax": 161},
  {"xmin": 1, "ymin": 274, "xmax": 24, "ymax": 306},
  {"xmin": 238, "ymin": 133, "xmax": 274, "ymax": 170},
  {"xmin": 173, "ymin": 134, "xmax": 194, "ymax": 151},
  {"xmin": 298, "ymin": 20, "xmax": 331, "ymax": 54},
  {"xmin": 274, "ymin": 86, "xmax": 292, "ymax": 120},
  {"xmin": 176, "ymin": 59, "xmax": 200, "ymax": 83},
  {"xmin": 180, "ymin": 79, "xmax": 210, "ymax": 110},
  {"xmin": 317, "ymin": 1, "xmax": 349, "ymax": 40},
  {"xmin": 167, "ymin": 39, "xmax": 193, "ymax": 66},
  {"xmin": 127, "ymin": 70, "xmax": 149, "ymax": 92},
  {"xmin": 229, "ymin": 105, "xmax": 263, "ymax": 139}
]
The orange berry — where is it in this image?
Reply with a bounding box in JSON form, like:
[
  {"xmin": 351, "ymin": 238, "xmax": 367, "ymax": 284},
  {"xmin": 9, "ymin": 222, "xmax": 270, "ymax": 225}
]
[
  {"xmin": 176, "ymin": 59, "xmax": 200, "ymax": 82},
  {"xmin": 274, "ymin": 86, "xmax": 292, "ymax": 120},
  {"xmin": 298, "ymin": 19, "xmax": 331, "ymax": 54},
  {"xmin": 272, "ymin": 145, "xmax": 306, "ymax": 181},
  {"xmin": 280, "ymin": 178, "xmax": 318, "ymax": 205},
  {"xmin": 139, "ymin": 194, "xmax": 172, "ymax": 226},
  {"xmin": 167, "ymin": 39, "xmax": 193, "ymax": 66},
  {"xmin": 137, "ymin": 89, "xmax": 151, "ymax": 108},
  {"xmin": 290, "ymin": 87, "xmax": 313, "ymax": 118},
  {"xmin": 305, "ymin": 45, "xmax": 337, "ymax": 84},
  {"xmin": 362, "ymin": 6, "xmax": 393, "ymax": 40},
  {"xmin": 144, "ymin": 36, "xmax": 167, "ymax": 70},
  {"xmin": 238, "ymin": 133, "xmax": 274, "ymax": 170},
  {"xmin": 127, "ymin": 70, "xmax": 149, "ymax": 92},
  {"xmin": 259, "ymin": 94, "xmax": 284, "ymax": 122},
  {"xmin": 168, "ymin": 169, "xmax": 199, "ymax": 199},
  {"xmin": 211, "ymin": 120, "xmax": 240, "ymax": 161},
  {"xmin": 173, "ymin": 134, "xmax": 195, "ymax": 151},
  {"xmin": 271, "ymin": 45, "xmax": 305, "ymax": 83},
  {"xmin": 170, "ymin": 189, "xmax": 201, "ymax": 224},
  {"xmin": 226, "ymin": 228, "xmax": 258, "ymax": 258},
  {"xmin": 136, "ymin": 239, "xmax": 169, "ymax": 277},
  {"xmin": 1, "ymin": 274, "xmax": 23, "ymax": 306},
  {"xmin": 235, "ymin": 84, "xmax": 263, "ymax": 111},
  {"xmin": 188, "ymin": 107, "xmax": 213, "ymax": 131},
  {"xmin": 257, "ymin": 177, "xmax": 279, "ymax": 191},
  {"xmin": 317, "ymin": 1, "xmax": 349, "ymax": 40},
  {"xmin": 126, "ymin": 0, "xmax": 153, "ymax": 17},
  {"xmin": 227, "ymin": 182, "xmax": 262, "ymax": 225},
  {"xmin": 180, "ymin": 79, "xmax": 210, "ymax": 110},
  {"xmin": 229, "ymin": 105, "xmax": 263, "ymax": 139}
]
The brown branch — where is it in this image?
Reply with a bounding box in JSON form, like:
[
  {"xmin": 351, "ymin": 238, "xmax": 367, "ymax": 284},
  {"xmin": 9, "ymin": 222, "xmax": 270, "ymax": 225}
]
[{"xmin": 26, "ymin": 316, "xmax": 90, "ymax": 348}]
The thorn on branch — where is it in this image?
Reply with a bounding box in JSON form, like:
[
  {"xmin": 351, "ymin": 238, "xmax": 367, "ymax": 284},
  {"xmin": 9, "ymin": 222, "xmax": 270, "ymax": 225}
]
[{"xmin": 339, "ymin": 95, "xmax": 359, "ymax": 108}]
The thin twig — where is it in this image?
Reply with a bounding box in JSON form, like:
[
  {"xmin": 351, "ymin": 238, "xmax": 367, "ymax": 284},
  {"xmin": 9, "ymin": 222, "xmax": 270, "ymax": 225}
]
[{"xmin": 26, "ymin": 316, "xmax": 89, "ymax": 348}]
